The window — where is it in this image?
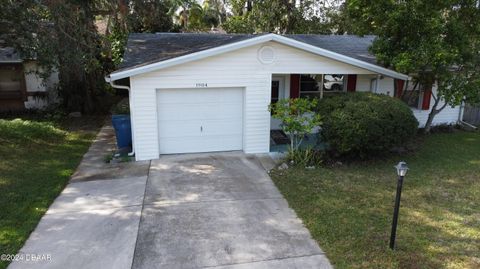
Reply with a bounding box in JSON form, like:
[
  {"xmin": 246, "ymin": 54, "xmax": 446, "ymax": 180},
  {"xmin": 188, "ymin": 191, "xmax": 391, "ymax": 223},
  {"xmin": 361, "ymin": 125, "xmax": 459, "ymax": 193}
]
[
  {"xmin": 299, "ymin": 75, "xmax": 321, "ymax": 98},
  {"xmin": 0, "ymin": 64, "xmax": 23, "ymax": 100},
  {"xmin": 298, "ymin": 74, "xmax": 347, "ymax": 98},
  {"xmin": 323, "ymin": 74, "xmax": 345, "ymax": 92},
  {"xmin": 401, "ymin": 81, "xmax": 422, "ymax": 109}
]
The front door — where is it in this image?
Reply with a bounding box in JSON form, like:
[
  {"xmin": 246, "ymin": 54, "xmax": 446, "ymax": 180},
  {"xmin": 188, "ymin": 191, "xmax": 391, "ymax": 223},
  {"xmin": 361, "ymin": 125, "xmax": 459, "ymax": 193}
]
[{"xmin": 270, "ymin": 76, "xmax": 286, "ymax": 130}]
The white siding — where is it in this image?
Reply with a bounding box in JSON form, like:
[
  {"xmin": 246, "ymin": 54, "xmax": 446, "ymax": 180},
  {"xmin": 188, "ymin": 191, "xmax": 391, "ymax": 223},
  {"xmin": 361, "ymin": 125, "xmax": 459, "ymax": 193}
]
[
  {"xmin": 412, "ymin": 86, "xmax": 461, "ymax": 127},
  {"xmin": 130, "ymin": 77, "xmax": 160, "ymax": 161},
  {"xmin": 377, "ymin": 77, "xmax": 395, "ymax": 96},
  {"xmin": 356, "ymin": 74, "xmax": 373, "ymax": 92},
  {"xmin": 356, "ymin": 75, "xmax": 461, "ymax": 127},
  {"xmin": 356, "ymin": 74, "xmax": 394, "ymax": 96},
  {"xmin": 130, "ymin": 41, "xmax": 377, "ymax": 160}
]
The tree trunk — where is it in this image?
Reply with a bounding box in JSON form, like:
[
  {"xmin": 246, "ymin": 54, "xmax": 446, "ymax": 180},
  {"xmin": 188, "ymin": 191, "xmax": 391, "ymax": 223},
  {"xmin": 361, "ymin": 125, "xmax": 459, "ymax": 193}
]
[
  {"xmin": 117, "ymin": 0, "xmax": 129, "ymax": 31},
  {"xmin": 424, "ymin": 108, "xmax": 438, "ymax": 134},
  {"xmin": 282, "ymin": 0, "xmax": 295, "ymax": 34},
  {"xmin": 424, "ymin": 93, "xmax": 448, "ymax": 133}
]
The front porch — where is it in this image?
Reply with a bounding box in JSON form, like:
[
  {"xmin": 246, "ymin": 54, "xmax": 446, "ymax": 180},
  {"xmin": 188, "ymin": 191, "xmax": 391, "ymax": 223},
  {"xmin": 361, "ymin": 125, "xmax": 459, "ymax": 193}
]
[{"xmin": 269, "ymin": 73, "xmax": 401, "ymax": 152}]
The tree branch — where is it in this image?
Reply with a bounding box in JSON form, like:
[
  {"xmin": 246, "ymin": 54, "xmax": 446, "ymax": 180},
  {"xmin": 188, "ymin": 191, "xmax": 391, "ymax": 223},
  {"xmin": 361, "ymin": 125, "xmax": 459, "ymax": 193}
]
[
  {"xmin": 435, "ymin": 101, "xmax": 448, "ymax": 114},
  {"xmin": 431, "ymin": 91, "xmax": 438, "ymax": 103}
]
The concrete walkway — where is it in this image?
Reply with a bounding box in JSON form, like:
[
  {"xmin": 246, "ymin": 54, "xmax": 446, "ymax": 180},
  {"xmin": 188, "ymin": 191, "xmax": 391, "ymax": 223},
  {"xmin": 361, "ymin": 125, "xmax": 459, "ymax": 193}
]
[
  {"xmin": 70, "ymin": 124, "xmax": 150, "ymax": 182},
  {"xmin": 9, "ymin": 127, "xmax": 331, "ymax": 269},
  {"xmin": 9, "ymin": 125, "xmax": 151, "ymax": 269}
]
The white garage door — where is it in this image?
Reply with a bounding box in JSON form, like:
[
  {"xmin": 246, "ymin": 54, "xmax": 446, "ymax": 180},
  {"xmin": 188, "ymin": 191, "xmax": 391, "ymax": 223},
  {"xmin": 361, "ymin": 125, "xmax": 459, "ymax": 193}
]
[{"xmin": 157, "ymin": 88, "xmax": 243, "ymax": 154}]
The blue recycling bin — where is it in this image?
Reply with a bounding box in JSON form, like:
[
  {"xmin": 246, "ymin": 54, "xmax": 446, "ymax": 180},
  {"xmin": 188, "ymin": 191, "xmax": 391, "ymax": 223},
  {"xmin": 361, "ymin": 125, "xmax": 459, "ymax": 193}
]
[{"xmin": 112, "ymin": 114, "xmax": 132, "ymax": 148}]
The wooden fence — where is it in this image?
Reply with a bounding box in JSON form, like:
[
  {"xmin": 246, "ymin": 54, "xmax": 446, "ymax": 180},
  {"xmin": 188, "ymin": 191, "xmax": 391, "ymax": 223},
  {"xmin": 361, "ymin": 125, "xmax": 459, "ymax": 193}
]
[{"xmin": 463, "ymin": 104, "xmax": 480, "ymax": 125}]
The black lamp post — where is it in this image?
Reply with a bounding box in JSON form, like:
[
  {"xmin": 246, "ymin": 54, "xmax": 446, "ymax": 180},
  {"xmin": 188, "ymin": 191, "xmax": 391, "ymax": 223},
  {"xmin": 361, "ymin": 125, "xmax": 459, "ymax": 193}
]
[{"xmin": 390, "ymin": 161, "xmax": 408, "ymax": 250}]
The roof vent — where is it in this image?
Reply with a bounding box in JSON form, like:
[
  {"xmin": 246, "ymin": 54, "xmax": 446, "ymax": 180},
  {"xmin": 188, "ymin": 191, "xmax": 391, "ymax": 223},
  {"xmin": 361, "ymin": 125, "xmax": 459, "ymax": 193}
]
[{"xmin": 258, "ymin": 46, "xmax": 275, "ymax": 64}]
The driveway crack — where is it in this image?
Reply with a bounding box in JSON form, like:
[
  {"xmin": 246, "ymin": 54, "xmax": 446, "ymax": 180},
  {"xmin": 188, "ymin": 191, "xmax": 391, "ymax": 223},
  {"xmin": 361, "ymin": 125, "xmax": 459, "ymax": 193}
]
[{"xmin": 199, "ymin": 253, "xmax": 328, "ymax": 268}]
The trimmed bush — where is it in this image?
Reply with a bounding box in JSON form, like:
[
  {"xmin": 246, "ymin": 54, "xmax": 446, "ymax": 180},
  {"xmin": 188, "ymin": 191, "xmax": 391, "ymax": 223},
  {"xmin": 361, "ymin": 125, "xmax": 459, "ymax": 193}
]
[{"xmin": 317, "ymin": 92, "xmax": 418, "ymax": 158}]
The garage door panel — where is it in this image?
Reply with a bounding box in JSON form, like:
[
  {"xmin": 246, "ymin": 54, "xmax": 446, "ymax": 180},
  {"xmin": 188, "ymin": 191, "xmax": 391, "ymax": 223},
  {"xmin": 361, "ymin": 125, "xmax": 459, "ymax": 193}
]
[
  {"xmin": 157, "ymin": 103, "xmax": 242, "ymax": 121},
  {"xmin": 159, "ymin": 136, "xmax": 242, "ymax": 154},
  {"xmin": 157, "ymin": 88, "xmax": 243, "ymax": 154},
  {"xmin": 157, "ymin": 88, "xmax": 243, "ymax": 104},
  {"xmin": 158, "ymin": 119, "xmax": 243, "ymax": 138}
]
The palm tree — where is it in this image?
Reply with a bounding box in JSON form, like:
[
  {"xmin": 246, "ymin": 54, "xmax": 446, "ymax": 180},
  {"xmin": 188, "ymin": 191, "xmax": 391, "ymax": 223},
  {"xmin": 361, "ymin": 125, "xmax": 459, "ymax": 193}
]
[{"xmin": 168, "ymin": 0, "xmax": 202, "ymax": 30}]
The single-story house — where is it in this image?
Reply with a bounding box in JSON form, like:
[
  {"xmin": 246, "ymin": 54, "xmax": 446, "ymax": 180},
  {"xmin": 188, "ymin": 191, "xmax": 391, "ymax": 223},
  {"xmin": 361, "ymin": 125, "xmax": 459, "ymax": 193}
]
[
  {"xmin": 106, "ymin": 33, "xmax": 463, "ymax": 161},
  {"xmin": 0, "ymin": 47, "xmax": 58, "ymax": 111}
]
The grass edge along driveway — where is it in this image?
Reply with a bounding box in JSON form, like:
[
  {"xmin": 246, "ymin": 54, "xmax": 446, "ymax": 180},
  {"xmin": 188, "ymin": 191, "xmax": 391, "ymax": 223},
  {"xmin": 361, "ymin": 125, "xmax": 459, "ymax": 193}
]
[
  {"xmin": 0, "ymin": 117, "xmax": 103, "ymax": 269},
  {"xmin": 271, "ymin": 131, "xmax": 480, "ymax": 269}
]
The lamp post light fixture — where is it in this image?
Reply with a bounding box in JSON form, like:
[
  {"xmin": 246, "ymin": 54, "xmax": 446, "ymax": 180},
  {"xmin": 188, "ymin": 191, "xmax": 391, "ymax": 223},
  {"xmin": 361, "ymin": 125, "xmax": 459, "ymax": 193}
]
[{"xmin": 390, "ymin": 161, "xmax": 409, "ymax": 250}]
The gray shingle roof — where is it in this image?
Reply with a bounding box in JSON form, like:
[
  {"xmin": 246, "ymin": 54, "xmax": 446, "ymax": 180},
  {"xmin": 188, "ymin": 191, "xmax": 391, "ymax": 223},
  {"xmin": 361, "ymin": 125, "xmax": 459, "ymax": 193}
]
[
  {"xmin": 286, "ymin": 34, "xmax": 377, "ymax": 65},
  {"xmin": 120, "ymin": 33, "xmax": 261, "ymax": 70},
  {"xmin": 118, "ymin": 33, "xmax": 379, "ymax": 72}
]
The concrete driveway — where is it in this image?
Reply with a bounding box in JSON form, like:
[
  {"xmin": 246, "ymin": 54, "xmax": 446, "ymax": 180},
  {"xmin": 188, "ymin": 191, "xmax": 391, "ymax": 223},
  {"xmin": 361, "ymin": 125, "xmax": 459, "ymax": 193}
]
[
  {"xmin": 9, "ymin": 148, "xmax": 331, "ymax": 268},
  {"xmin": 133, "ymin": 153, "xmax": 331, "ymax": 268}
]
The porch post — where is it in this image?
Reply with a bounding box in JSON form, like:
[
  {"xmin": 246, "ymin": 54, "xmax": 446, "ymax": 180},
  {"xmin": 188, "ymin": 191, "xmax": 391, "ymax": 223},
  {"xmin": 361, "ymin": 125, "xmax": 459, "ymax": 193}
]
[
  {"xmin": 320, "ymin": 74, "xmax": 324, "ymax": 99},
  {"xmin": 375, "ymin": 74, "xmax": 380, "ymax": 93}
]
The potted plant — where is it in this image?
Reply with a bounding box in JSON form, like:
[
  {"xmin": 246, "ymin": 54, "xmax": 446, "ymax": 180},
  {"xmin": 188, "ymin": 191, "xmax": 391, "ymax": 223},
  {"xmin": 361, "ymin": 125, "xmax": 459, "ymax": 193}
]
[{"xmin": 111, "ymin": 98, "xmax": 132, "ymax": 150}]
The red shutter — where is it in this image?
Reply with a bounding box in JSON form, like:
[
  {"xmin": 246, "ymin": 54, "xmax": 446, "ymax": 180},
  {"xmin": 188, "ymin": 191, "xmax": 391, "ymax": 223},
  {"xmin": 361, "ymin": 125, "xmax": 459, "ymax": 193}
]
[
  {"xmin": 290, "ymin": 74, "xmax": 300, "ymax": 98},
  {"xmin": 347, "ymin": 75, "xmax": 357, "ymax": 92},
  {"xmin": 422, "ymin": 86, "xmax": 432, "ymax": 110},
  {"xmin": 395, "ymin": 79, "xmax": 405, "ymax": 98}
]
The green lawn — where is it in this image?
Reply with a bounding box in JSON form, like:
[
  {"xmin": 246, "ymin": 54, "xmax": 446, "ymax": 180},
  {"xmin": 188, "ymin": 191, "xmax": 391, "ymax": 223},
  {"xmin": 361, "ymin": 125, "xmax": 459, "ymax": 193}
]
[
  {"xmin": 0, "ymin": 116, "xmax": 103, "ymax": 269},
  {"xmin": 271, "ymin": 131, "xmax": 480, "ymax": 269}
]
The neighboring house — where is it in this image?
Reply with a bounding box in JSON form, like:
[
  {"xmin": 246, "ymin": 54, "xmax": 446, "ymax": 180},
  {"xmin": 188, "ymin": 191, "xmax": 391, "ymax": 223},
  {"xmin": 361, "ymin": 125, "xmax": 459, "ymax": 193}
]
[
  {"xmin": 0, "ymin": 47, "xmax": 58, "ymax": 111},
  {"xmin": 106, "ymin": 33, "xmax": 463, "ymax": 161}
]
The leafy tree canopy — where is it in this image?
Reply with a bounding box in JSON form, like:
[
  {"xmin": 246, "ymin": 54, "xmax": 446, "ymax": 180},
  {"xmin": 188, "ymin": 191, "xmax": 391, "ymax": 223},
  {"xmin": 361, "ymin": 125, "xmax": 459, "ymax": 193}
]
[
  {"xmin": 223, "ymin": 0, "xmax": 341, "ymax": 34},
  {"xmin": 346, "ymin": 0, "xmax": 480, "ymax": 132},
  {"xmin": 1, "ymin": 0, "xmax": 111, "ymax": 113}
]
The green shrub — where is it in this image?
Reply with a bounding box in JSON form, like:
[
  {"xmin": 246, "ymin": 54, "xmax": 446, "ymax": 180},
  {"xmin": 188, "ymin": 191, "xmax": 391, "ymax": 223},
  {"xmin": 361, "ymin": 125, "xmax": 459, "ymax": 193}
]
[
  {"xmin": 269, "ymin": 98, "xmax": 322, "ymax": 150},
  {"xmin": 317, "ymin": 92, "xmax": 418, "ymax": 158}
]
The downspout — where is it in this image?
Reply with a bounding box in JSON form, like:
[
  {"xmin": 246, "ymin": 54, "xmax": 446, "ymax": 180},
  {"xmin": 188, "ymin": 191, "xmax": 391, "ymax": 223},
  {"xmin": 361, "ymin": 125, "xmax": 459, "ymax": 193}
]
[{"xmin": 106, "ymin": 76, "xmax": 136, "ymax": 156}]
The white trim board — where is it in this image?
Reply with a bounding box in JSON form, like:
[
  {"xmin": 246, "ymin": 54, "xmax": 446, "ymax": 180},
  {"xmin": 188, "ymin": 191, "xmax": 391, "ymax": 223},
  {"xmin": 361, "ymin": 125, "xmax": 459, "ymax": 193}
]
[{"xmin": 106, "ymin": 33, "xmax": 410, "ymax": 82}]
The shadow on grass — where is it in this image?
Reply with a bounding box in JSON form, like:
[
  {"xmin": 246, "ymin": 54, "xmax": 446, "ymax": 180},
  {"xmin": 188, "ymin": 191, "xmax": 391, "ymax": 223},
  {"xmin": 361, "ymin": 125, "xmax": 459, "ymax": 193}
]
[
  {"xmin": 271, "ymin": 131, "xmax": 480, "ymax": 269},
  {"xmin": 0, "ymin": 117, "xmax": 101, "ymax": 269}
]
